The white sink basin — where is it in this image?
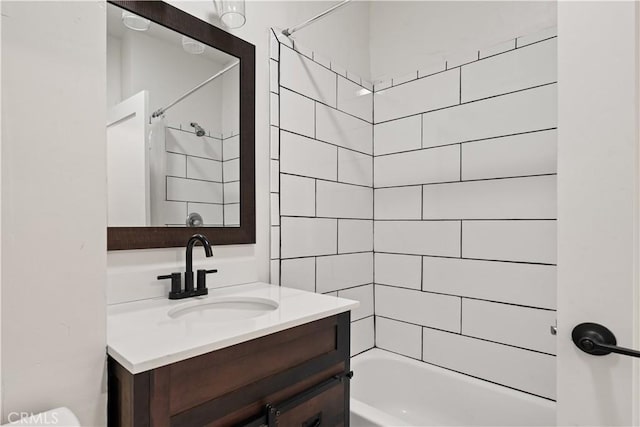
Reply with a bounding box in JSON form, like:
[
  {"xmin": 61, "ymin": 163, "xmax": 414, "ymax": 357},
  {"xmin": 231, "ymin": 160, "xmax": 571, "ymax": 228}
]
[{"xmin": 167, "ymin": 296, "xmax": 279, "ymax": 322}]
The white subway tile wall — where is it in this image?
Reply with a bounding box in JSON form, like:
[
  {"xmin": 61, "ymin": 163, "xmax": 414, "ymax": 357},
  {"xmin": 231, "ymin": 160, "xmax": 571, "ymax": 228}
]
[
  {"xmin": 375, "ymin": 285, "xmax": 461, "ymax": 333},
  {"xmin": 224, "ymin": 135, "xmax": 240, "ymax": 160},
  {"xmin": 376, "ymin": 316, "xmax": 422, "ymax": 359},
  {"xmin": 187, "ymin": 157, "xmax": 222, "ymax": 182},
  {"xmin": 270, "ymin": 194, "xmax": 279, "ymax": 226},
  {"xmin": 280, "ymin": 174, "xmax": 315, "ymax": 216},
  {"xmin": 338, "ymin": 219, "xmax": 373, "ymax": 254},
  {"xmin": 374, "ymin": 220, "xmax": 461, "ymax": 256},
  {"xmin": 337, "ymin": 76, "xmax": 373, "ymax": 122},
  {"xmin": 271, "ymin": 36, "xmax": 375, "ymax": 354},
  {"xmin": 375, "ymin": 68, "xmax": 460, "ymax": 123},
  {"xmin": 337, "ymin": 148, "xmax": 373, "ymax": 187},
  {"xmin": 422, "ymin": 327, "xmax": 556, "ymax": 399},
  {"xmin": 338, "ymin": 284, "xmax": 374, "ymax": 321},
  {"xmin": 375, "ymin": 253, "xmax": 422, "ymax": 290},
  {"xmin": 316, "ymin": 181, "xmax": 373, "ymax": 219},
  {"xmin": 373, "ymin": 115, "xmax": 422, "ymax": 156},
  {"xmin": 371, "ymin": 31, "xmax": 557, "ymax": 400},
  {"xmin": 461, "ymin": 130, "xmax": 557, "ymax": 180},
  {"xmin": 223, "ymin": 203, "xmax": 239, "ymax": 227},
  {"xmin": 421, "ymin": 175, "xmax": 557, "ymax": 220},
  {"xmin": 281, "ymin": 257, "xmax": 315, "ymax": 293},
  {"xmin": 374, "ymin": 144, "xmax": 461, "ymax": 187},
  {"xmin": 315, "ymin": 104, "xmax": 373, "ymax": 154},
  {"xmin": 351, "ymin": 316, "xmax": 375, "ymax": 357},
  {"xmin": 374, "ymin": 186, "xmax": 422, "ymax": 220},
  {"xmin": 270, "ymin": 29, "xmax": 558, "ymax": 400},
  {"xmin": 280, "ymin": 131, "xmax": 337, "ymax": 181},
  {"xmin": 316, "ymin": 252, "xmax": 373, "ymax": 293},
  {"xmin": 166, "ymin": 152, "xmax": 187, "ymax": 177},
  {"xmin": 422, "ymin": 83, "xmax": 557, "ymax": 147},
  {"xmin": 280, "ymin": 217, "xmax": 337, "ymax": 258},
  {"xmin": 224, "ymin": 181, "xmax": 239, "ymax": 204},
  {"xmin": 279, "ymin": 88, "xmax": 315, "ymax": 137},
  {"xmin": 280, "ymin": 46, "xmax": 337, "ymax": 107},
  {"xmin": 422, "ymin": 257, "xmax": 556, "ymax": 309},
  {"xmin": 269, "ymin": 30, "xmax": 280, "ymax": 286},
  {"xmin": 160, "ymin": 128, "xmax": 234, "ymax": 226},
  {"xmin": 166, "ymin": 177, "xmax": 222, "ymax": 204},
  {"xmin": 461, "ymin": 39, "xmax": 556, "ymax": 102}
]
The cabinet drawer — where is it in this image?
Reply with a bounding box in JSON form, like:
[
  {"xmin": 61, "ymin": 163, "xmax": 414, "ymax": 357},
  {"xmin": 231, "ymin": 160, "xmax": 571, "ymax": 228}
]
[
  {"xmin": 276, "ymin": 380, "xmax": 345, "ymax": 427},
  {"xmin": 168, "ymin": 315, "xmax": 340, "ymax": 414}
]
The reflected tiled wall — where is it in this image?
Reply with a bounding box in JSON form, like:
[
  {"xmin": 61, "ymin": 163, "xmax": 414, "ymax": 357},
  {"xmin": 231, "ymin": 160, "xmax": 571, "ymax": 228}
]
[
  {"xmin": 160, "ymin": 127, "xmax": 239, "ymax": 226},
  {"xmin": 372, "ymin": 29, "xmax": 557, "ymax": 400},
  {"xmin": 269, "ymin": 30, "xmax": 375, "ymax": 356}
]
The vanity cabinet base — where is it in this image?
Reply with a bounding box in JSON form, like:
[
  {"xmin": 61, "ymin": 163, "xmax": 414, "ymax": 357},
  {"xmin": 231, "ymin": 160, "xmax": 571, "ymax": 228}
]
[{"xmin": 108, "ymin": 312, "xmax": 351, "ymax": 427}]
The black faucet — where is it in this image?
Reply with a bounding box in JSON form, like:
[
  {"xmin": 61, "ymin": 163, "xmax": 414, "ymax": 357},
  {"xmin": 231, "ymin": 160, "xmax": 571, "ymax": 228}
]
[{"xmin": 157, "ymin": 234, "xmax": 218, "ymax": 299}]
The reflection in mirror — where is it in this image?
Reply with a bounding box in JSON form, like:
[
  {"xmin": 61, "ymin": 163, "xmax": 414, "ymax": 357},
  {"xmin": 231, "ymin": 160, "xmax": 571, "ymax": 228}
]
[{"xmin": 106, "ymin": 3, "xmax": 240, "ymax": 228}]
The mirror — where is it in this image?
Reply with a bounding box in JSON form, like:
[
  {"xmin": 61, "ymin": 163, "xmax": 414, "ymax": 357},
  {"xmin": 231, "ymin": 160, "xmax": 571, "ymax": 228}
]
[{"xmin": 106, "ymin": 1, "xmax": 255, "ymax": 250}]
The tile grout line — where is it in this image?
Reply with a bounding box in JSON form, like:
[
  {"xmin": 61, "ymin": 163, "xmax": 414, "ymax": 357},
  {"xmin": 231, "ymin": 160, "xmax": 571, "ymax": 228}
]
[
  {"xmin": 376, "ymin": 347, "xmax": 555, "ymax": 402},
  {"xmin": 281, "ymin": 127, "xmax": 373, "ymax": 157},
  {"xmin": 459, "ymin": 297, "xmax": 463, "ymax": 334},
  {"xmin": 281, "ymin": 86, "xmax": 373, "ymax": 125},
  {"xmin": 376, "ymin": 314, "xmax": 556, "ymax": 356},
  {"xmin": 374, "ymin": 282, "xmax": 556, "ymax": 311},
  {"xmin": 373, "ymin": 128, "xmax": 558, "ymax": 159},
  {"xmin": 372, "ymin": 251, "xmax": 557, "ymax": 267},
  {"xmin": 374, "ymin": 81, "xmax": 557, "ymax": 126}
]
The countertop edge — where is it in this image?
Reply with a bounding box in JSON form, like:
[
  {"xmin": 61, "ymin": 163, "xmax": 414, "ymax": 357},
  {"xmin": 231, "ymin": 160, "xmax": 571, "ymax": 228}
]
[{"xmin": 108, "ymin": 302, "xmax": 358, "ymax": 374}]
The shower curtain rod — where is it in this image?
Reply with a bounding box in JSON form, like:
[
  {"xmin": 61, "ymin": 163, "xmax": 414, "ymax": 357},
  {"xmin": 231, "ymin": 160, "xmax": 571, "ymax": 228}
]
[
  {"xmin": 282, "ymin": 0, "xmax": 351, "ymax": 37},
  {"xmin": 151, "ymin": 60, "xmax": 239, "ymax": 119}
]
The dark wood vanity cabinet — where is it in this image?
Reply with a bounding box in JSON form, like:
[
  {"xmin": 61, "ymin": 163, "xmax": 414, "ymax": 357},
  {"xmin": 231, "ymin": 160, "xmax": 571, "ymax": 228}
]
[{"xmin": 108, "ymin": 312, "xmax": 351, "ymax": 427}]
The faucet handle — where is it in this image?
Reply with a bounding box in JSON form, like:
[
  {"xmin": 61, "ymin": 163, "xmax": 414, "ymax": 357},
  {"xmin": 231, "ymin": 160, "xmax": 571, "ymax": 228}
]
[
  {"xmin": 157, "ymin": 272, "xmax": 182, "ymax": 298},
  {"xmin": 196, "ymin": 269, "xmax": 218, "ymax": 292}
]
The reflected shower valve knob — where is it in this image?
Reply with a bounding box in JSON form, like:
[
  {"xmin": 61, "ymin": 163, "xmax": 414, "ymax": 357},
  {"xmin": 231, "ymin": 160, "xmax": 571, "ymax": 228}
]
[{"xmin": 187, "ymin": 212, "xmax": 203, "ymax": 227}]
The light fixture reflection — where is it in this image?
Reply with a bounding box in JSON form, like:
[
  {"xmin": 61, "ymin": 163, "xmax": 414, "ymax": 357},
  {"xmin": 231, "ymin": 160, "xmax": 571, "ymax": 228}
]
[
  {"xmin": 121, "ymin": 11, "xmax": 151, "ymax": 31},
  {"xmin": 182, "ymin": 36, "xmax": 206, "ymax": 55}
]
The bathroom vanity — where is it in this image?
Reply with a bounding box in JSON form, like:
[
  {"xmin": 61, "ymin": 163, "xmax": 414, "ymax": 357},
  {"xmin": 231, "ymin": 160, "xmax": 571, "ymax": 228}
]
[
  {"xmin": 107, "ymin": 283, "xmax": 358, "ymax": 426},
  {"xmin": 105, "ymin": 2, "xmax": 358, "ymax": 425}
]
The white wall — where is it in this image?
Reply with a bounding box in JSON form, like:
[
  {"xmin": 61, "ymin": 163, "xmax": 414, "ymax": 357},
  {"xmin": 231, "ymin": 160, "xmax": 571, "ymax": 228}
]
[
  {"xmin": 110, "ymin": 29, "xmax": 229, "ymax": 137},
  {"xmin": 368, "ymin": 1, "xmax": 556, "ymax": 81},
  {"xmin": 0, "ymin": 3, "xmax": 3, "ymax": 411},
  {"xmin": 1, "ymin": 2, "xmax": 106, "ymax": 425},
  {"xmin": 108, "ymin": 1, "xmax": 373, "ymax": 303}
]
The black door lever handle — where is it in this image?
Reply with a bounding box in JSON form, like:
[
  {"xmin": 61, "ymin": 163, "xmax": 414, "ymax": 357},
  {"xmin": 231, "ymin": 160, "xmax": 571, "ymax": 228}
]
[{"xmin": 572, "ymin": 322, "xmax": 640, "ymax": 358}]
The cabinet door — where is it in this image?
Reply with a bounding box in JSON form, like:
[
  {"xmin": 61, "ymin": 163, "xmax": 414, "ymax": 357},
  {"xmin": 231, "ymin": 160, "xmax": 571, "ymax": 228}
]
[{"xmin": 275, "ymin": 380, "xmax": 346, "ymax": 427}]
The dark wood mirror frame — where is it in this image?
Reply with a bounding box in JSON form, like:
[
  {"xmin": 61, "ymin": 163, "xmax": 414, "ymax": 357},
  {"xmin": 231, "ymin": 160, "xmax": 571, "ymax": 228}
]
[{"xmin": 107, "ymin": 0, "xmax": 255, "ymax": 250}]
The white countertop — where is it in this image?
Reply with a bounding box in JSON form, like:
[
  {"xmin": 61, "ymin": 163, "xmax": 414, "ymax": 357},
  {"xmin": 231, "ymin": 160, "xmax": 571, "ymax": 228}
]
[{"xmin": 107, "ymin": 282, "xmax": 359, "ymax": 373}]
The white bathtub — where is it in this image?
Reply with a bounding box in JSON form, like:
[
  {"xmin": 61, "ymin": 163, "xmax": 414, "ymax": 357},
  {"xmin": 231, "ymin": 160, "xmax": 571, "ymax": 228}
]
[{"xmin": 350, "ymin": 349, "xmax": 555, "ymax": 426}]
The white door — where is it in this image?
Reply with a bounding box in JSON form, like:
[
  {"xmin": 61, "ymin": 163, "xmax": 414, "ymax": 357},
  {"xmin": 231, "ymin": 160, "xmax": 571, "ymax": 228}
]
[
  {"xmin": 557, "ymin": 2, "xmax": 640, "ymax": 426},
  {"xmin": 106, "ymin": 90, "xmax": 150, "ymax": 226}
]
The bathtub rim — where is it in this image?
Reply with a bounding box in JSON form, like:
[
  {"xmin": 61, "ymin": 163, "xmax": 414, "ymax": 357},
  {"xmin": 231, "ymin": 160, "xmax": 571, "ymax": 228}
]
[{"xmin": 350, "ymin": 348, "xmax": 556, "ymax": 426}]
